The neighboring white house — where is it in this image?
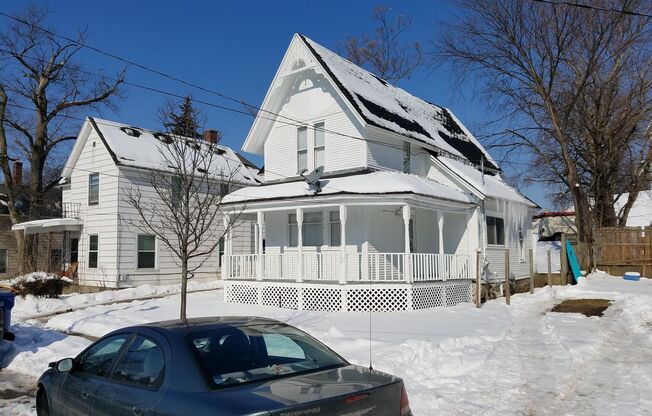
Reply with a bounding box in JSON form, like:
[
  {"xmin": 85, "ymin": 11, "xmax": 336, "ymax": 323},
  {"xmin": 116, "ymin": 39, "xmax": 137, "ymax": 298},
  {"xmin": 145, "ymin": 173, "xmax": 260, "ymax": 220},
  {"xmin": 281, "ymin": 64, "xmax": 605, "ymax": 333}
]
[
  {"xmin": 220, "ymin": 34, "xmax": 539, "ymax": 312},
  {"xmin": 13, "ymin": 118, "xmax": 258, "ymax": 288}
]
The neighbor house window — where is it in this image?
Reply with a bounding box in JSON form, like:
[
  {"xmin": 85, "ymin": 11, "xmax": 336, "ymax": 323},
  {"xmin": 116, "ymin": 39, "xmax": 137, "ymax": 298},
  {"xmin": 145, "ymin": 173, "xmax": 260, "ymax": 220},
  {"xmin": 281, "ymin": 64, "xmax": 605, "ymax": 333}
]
[
  {"xmin": 486, "ymin": 216, "xmax": 505, "ymax": 245},
  {"xmin": 314, "ymin": 122, "xmax": 325, "ymax": 169},
  {"xmin": 518, "ymin": 227, "xmax": 525, "ymax": 261},
  {"xmin": 88, "ymin": 173, "xmax": 99, "ymax": 205},
  {"xmin": 137, "ymin": 235, "xmax": 156, "ymax": 269},
  {"xmin": 0, "ymin": 249, "xmax": 7, "ymax": 274},
  {"xmin": 329, "ymin": 211, "xmax": 341, "ymax": 246},
  {"xmin": 171, "ymin": 176, "xmax": 181, "ymax": 208},
  {"xmin": 88, "ymin": 235, "xmax": 98, "ymax": 268},
  {"xmin": 403, "ymin": 142, "xmax": 411, "ymax": 173},
  {"xmin": 297, "ymin": 127, "xmax": 308, "ymax": 173},
  {"xmin": 218, "ymin": 238, "xmax": 224, "ymax": 267}
]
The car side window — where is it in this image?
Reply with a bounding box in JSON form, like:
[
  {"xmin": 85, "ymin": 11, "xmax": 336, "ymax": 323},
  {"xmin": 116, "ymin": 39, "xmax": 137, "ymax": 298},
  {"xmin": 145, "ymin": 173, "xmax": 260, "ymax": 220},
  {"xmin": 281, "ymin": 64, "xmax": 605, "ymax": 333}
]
[
  {"xmin": 79, "ymin": 335, "xmax": 130, "ymax": 377},
  {"xmin": 112, "ymin": 336, "xmax": 165, "ymax": 388}
]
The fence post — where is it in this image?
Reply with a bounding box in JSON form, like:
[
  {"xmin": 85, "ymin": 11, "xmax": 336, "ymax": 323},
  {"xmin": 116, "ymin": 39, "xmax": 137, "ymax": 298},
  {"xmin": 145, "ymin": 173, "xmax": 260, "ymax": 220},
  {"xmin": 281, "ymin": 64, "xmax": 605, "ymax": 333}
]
[
  {"xmin": 476, "ymin": 249, "xmax": 482, "ymax": 308},
  {"xmin": 547, "ymin": 249, "xmax": 552, "ymax": 286},
  {"xmin": 504, "ymin": 249, "xmax": 510, "ymax": 305},
  {"xmin": 560, "ymin": 233, "xmax": 568, "ymax": 285},
  {"xmin": 529, "ymin": 248, "xmax": 534, "ymax": 294}
]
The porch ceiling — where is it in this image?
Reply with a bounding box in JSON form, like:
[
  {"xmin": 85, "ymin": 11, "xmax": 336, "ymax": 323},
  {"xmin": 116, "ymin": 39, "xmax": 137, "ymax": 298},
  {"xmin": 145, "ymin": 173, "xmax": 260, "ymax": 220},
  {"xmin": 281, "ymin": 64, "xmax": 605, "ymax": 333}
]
[
  {"xmin": 223, "ymin": 171, "xmax": 473, "ymax": 207},
  {"xmin": 12, "ymin": 218, "xmax": 83, "ymax": 235}
]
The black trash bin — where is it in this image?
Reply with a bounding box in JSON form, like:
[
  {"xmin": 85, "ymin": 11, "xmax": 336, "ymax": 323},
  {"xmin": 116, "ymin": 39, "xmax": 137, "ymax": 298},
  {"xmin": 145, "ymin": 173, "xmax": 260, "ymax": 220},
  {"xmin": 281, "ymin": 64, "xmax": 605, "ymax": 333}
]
[{"xmin": 0, "ymin": 288, "xmax": 16, "ymax": 341}]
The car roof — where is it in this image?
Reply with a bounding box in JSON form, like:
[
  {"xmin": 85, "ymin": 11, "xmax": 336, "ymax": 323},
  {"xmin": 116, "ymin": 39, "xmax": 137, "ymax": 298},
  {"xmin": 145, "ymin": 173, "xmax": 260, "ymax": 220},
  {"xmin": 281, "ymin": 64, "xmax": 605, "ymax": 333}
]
[{"xmin": 129, "ymin": 316, "xmax": 283, "ymax": 333}]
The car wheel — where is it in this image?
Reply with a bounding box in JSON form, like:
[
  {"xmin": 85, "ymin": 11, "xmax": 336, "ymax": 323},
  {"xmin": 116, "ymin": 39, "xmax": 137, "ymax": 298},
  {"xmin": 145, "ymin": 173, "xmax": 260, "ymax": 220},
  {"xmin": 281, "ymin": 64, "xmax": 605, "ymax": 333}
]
[{"xmin": 36, "ymin": 387, "xmax": 50, "ymax": 416}]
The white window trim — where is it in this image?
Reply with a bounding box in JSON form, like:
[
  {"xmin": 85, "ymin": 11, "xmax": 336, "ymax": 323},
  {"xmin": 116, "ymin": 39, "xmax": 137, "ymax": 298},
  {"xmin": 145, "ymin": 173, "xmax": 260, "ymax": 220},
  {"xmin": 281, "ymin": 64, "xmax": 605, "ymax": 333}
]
[
  {"xmin": 88, "ymin": 234, "xmax": 99, "ymax": 269},
  {"xmin": 88, "ymin": 173, "xmax": 100, "ymax": 206},
  {"xmin": 136, "ymin": 234, "xmax": 158, "ymax": 270},
  {"xmin": 297, "ymin": 121, "xmax": 326, "ymax": 174}
]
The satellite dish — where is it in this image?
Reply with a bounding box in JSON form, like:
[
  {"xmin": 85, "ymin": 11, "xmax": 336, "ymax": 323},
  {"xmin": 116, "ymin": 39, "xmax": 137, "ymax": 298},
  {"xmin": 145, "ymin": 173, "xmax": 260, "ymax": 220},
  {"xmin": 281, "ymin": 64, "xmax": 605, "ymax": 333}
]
[{"xmin": 301, "ymin": 166, "xmax": 324, "ymax": 193}]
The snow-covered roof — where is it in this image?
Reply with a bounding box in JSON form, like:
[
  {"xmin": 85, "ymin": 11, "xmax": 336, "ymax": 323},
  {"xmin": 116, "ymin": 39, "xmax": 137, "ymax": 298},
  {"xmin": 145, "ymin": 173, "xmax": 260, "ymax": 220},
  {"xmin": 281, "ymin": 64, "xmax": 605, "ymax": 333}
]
[
  {"xmin": 299, "ymin": 35, "xmax": 499, "ymax": 171},
  {"xmin": 615, "ymin": 190, "xmax": 652, "ymax": 227},
  {"xmin": 12, "ymin": 218, "xmax": 83, "ymax": 234},
  {"xmin": 61, "ymin": 118, "xmax": 259, "ymax": 186},
  {"xmin": 438, "ymin": 157, "xmax": 537, "ymax": 207},
  {"xmin": 223, "ymin": 171, "xmax": 473, "ymax": 204}
]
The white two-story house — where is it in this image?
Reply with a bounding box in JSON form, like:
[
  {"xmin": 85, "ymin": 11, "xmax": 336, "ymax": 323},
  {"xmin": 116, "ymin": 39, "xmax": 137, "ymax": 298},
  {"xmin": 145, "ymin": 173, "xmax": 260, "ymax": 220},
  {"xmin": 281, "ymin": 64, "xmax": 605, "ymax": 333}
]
[
  {"xmin": 221, "ymin": 34, "xmax": 538, "ymax": 312},
  {"xmin": 13, "ymin": 118, "xmax": 258, "ymax": 288}
]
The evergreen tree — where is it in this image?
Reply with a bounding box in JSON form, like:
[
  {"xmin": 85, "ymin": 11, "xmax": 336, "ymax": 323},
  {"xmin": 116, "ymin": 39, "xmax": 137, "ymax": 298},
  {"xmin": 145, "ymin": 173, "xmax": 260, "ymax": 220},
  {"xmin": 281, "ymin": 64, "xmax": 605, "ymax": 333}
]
[{"xmin": 165, "ymin": 96, "xmax": 202, "ymax": 138}]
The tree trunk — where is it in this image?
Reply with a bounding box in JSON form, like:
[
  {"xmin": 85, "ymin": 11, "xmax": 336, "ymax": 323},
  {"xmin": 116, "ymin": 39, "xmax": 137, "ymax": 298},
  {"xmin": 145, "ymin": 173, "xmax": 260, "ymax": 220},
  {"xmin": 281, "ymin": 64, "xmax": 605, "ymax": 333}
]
[
  {"xmin": 180, "ymin": 259, "xmax": 188, "ymax": 320},
  {"xmin": 13, "ymin": 230, "xmax": 25, "ymax": 275}
]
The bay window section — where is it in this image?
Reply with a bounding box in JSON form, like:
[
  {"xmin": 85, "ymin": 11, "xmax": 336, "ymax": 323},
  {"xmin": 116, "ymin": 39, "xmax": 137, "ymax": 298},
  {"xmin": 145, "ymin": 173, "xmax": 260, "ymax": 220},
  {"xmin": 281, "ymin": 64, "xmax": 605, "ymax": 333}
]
[{"xmin": 297, "ymin": 127, "xmax": 308, "ymax": 174}]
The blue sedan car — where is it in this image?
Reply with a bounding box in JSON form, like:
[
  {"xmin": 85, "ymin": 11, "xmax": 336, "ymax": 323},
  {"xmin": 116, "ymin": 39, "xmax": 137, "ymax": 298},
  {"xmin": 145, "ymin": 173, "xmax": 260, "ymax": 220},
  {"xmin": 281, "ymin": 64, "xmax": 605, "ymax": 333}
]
[{"xmin": 37, "ymin": 317, "xmax": 412, "ymax": 415}]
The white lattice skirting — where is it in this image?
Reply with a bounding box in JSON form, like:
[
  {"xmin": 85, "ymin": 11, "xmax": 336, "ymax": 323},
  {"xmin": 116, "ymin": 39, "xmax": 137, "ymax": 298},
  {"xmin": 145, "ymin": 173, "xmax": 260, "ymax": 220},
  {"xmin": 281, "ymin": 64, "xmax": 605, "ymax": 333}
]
[{"xmin": 223, "ymin": 280, "xmax": 473, "ymax": 312}]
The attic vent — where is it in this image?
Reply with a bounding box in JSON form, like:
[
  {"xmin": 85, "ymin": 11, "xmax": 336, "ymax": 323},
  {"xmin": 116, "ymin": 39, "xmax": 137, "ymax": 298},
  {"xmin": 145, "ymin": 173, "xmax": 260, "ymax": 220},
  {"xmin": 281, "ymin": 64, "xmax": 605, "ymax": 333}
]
[
  {"xmin": 120, "ymin": 126, "xmax": 141, "ymax": 137},
  {"xmin": 154, "ymin": 132, "xmax": 173, "ymax": 144},
  {"xmin": 291, "ymin": 59, "xmax": 306, "ymax": 70}
]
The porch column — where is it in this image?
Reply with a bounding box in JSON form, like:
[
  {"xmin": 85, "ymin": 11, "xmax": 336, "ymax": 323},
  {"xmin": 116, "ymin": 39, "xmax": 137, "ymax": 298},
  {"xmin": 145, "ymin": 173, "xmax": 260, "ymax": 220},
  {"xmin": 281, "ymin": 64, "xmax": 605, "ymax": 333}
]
[
  {"xmin": 438, "ymin": 211, "xmax": 445, "ymax": 255},
  {"xmin": 339, "ymin": 205, "xmax": 347, "ymax": 284},
  {"xmin": 402, "ymin": 204, "xmax": 412, "ymax": 282},
  {"xmin": 296, "ymin": 208, "xmax": 304, "ymax": 283},
  {"xmin": 257, "ymin": 211, "xmax": 264, "ymax": 281}
]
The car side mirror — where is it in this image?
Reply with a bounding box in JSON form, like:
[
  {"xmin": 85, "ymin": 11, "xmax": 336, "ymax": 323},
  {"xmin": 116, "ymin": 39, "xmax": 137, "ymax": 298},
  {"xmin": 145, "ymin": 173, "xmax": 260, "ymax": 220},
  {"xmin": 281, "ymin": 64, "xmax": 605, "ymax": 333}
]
[{"xmin": 56, "ymin": 358, "xmax": 75, "ymax": 373}]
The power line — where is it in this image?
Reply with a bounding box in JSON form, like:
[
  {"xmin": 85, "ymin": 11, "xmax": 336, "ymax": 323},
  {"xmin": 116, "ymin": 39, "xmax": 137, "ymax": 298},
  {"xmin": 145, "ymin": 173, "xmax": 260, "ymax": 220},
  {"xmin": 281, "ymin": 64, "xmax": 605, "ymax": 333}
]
[{"xmin": 530, "ymin": 0, "xmax": 652, "ymax": 19}]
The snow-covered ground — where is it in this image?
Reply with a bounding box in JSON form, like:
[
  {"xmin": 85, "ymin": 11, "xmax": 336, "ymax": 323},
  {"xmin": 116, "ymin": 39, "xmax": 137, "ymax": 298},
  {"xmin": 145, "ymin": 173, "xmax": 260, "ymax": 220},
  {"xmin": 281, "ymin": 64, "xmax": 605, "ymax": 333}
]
[{"xmin": 1, "ymin": 273, "xmax": 651, "ymax": 415}]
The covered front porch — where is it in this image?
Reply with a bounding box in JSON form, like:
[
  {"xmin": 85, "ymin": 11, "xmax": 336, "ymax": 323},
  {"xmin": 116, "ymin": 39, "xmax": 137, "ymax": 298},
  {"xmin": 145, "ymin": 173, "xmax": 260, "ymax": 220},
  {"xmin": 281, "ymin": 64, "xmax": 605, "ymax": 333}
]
[{"xmin": 222, "ymin": 197, "xmax": 478, "ymax": 311}]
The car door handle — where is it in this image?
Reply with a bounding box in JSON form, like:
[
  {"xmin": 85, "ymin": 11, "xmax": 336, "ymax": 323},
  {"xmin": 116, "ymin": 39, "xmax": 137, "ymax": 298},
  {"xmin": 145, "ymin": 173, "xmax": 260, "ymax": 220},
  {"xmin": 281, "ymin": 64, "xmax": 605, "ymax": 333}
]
[{"xmin": 133, "ymin": 404, "xmax": 145, "ymax": 416}]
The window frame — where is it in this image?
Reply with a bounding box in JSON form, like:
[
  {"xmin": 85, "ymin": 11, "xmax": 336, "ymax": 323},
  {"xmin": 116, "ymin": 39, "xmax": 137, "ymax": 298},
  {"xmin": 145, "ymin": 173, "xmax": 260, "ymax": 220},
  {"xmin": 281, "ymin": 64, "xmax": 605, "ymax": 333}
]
[
  {"xmin": 313, "ymin": 122, "xmax": 325, "ymax": 169},
  {"xmin": 329, "ymin": 211, "xmax": 341, "ymax": 246},
  {"xmin": 0, "ymin": 248, "xmax": 7, "ymax": 274},
  {"xmin": 136, "ymin": 234, "xmax": 157, "ymax": 270},
  {"xmin": 297, "ymin": 126, "xmax": 308, "ymax": 174},
  {"xmin": 486, "ymin": 216, "xmax": 505, "ymax": 246},
  {"xmin": 88, "ymin": 173, "xmax": 100, "ymax": 205},
  {"xmin": 302, "ymin": 212, "xmax": 323, "ymax": 247},
  {"xmin": 75, "ymin": 333, "xmax": 133, "ymax": 380},
  {"xmin": 88, "ymin": 234, "xmax": 99, "ymax": 269}
]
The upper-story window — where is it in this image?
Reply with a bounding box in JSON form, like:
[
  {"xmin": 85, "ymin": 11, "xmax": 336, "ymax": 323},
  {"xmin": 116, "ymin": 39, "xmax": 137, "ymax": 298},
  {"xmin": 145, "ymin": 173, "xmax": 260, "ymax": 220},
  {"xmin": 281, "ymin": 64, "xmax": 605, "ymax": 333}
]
[
  {"xmin": 171, "ymin": 176, "xmax": 181, "ymax": 208},
  {"xmin": 486, "ymin": 216, "xmax": 505, "ymax": 245},
  {"xmin": 297, "ymin": 122, "xmax": 325, "ymax": 174},
  {"xmin": 297, "ymin": 127, "xmax": 308, "ymax": 173},
  {"xmin": 402, "ymin": 142, "xmax": 411, "ymax": 173},
  {"xmin": 88, "ymin": 173, "xmax": 99, "ymax": 205}
]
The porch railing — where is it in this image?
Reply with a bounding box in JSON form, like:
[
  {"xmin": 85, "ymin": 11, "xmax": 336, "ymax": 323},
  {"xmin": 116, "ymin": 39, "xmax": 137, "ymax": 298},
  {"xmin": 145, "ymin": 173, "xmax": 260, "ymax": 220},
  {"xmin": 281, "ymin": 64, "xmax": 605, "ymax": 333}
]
[{"xmin": 223, "ymin": 252, "xmax": 472, "ymax": 283}]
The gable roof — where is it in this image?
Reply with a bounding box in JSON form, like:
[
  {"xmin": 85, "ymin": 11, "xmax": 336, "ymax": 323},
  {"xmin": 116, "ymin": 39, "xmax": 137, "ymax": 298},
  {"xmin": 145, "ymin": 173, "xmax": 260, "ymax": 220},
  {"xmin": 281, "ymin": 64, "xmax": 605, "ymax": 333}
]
[
  {"xmin": 299, "ymin": 35, "xmax": 499, "ymax": 171},
  {"xmin": 61, "ymin": 118, "xmax": 259, "ymax": 186}
]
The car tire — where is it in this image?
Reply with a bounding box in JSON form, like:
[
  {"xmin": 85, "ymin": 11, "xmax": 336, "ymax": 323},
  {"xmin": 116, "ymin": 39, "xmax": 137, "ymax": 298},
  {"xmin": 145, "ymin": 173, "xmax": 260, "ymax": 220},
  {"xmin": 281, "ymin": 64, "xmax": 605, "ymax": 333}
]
[{"xmin": 36, "ymin": 387, "xmax": 50, "ymax": 416}]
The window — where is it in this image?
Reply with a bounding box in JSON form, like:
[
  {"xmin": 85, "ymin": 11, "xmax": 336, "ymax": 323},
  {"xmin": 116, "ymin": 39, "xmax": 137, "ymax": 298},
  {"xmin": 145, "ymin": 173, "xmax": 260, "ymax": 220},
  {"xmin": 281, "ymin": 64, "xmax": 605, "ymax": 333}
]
[
  {"xmin": 314, "ymin": 122, "xmax": 325, "ymax": 169},
  {"xmin": 88, "ymin": 235, "xmax": 98, "ymax": 268},
  {"xmin": 80, "ymin": 334, "xmax": 130, "ymax": 377},
  {"xmin": 70, "ymin": 238, "xmax": 79, "ymax": 263},
  {"xmin": 329, "ymin": 211, "xmax": 341, "ymax": 246},
  {"xmin": 112, "ymin": 336, "xmax": 165, "ymax": 388},
  {"xmin": 88, "ymin": 173, "xmax": 99, "ymax": 205},
  {"xmin": 486, "ymin": 216, "xmax": 505, "ymax": 245},
  {"xmin": 518, "ymin": 227, "xmax": 525, "ymax": 261},
  {"xmin": 137, "ymin": 235, "xmax": 156, "ymax": 269},
  {"xmin": 303, "ymin": 212, "xmax": 323, "ymax": 246},
  {"xmin": 403, "ymin": 142, "xmax": 411, "ymax": 173},
  {"xmin": 171, "ymin": 176, "xmax": 181, "ymax": 208},
  {"xmin": 288, "ymin": 212, "xmax": 323, "ymax": 247},
  {"xmin": 218, "ymin": 238, "xmax": 225, "ymax": 267},
  {"xmin": 297, "ymin": 127, "xmax": 308, "ymax": 174},
  {"xmin": 0, "ymin": 249, "xmax": 7, "ymax": 274}
]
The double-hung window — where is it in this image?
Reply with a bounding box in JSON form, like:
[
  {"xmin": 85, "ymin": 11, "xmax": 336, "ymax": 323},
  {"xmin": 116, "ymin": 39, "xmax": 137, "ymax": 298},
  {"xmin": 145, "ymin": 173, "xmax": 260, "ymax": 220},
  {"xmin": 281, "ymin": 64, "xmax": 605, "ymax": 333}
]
[
  {"xmin": 288, "ymin": 212, "xmax": 323, "ymax": 247},
  {"xmin": 0, "ymin": 249, "xmax": 7, "ymax": 274},
  {"xmin": 314, "ymin": 122, "xmax": 325, "ymax": 169},
  {"xmin": 329, "ymin": 211, "xmax": 341, "ymax": 246},
  {"xmin": 137, "ymin": 235, "xmax": 156, "ymax": 269},
  {"xmin": 88, "ymin": 235, "xmax": 98, "ymax": 268},
  {"xmin": 88, "ymin": 173, "xmax": 99, "ymax": 205},
  {"xmin": 486, "ymin": 216, "xmax": 505, "ymax": 245},
  {"xmin": 297, "ymin": 127, "xmax": 308, "ymax": 174}
]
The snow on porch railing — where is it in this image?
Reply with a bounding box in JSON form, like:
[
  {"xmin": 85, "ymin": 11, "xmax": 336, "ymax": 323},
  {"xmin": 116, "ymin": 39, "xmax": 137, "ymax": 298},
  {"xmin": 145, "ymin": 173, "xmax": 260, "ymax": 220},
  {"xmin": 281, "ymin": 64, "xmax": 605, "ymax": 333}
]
[{"xmin": 223, "ymin": 253, "xmax": 472, "ymax": 282}]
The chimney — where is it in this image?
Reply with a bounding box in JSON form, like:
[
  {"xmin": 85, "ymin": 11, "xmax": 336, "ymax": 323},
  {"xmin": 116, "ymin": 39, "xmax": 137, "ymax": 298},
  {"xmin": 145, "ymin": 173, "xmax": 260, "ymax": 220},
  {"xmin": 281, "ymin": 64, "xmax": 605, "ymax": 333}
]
[
  {"xmin": 12, "ymin": 160, "xmax": 22, "ymax": 186},
  {"xmin": 203, "ymin": 129, "xmax": 219, "ymax": 144}
]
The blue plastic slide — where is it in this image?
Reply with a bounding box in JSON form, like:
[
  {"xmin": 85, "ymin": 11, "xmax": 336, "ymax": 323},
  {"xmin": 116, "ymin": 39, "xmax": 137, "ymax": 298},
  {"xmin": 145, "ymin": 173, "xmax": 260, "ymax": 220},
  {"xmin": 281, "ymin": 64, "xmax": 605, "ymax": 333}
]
[{"xmin": 566, "ymin": 240, "xmax": 583, "ymax": 283}]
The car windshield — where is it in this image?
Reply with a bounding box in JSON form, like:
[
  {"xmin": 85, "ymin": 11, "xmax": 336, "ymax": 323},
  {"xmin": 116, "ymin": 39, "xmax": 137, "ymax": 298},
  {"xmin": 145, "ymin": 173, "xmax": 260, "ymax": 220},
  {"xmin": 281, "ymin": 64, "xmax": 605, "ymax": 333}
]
[{"xmin": 188, "ymin": 323, "xmax": 347, "ymax": 387}]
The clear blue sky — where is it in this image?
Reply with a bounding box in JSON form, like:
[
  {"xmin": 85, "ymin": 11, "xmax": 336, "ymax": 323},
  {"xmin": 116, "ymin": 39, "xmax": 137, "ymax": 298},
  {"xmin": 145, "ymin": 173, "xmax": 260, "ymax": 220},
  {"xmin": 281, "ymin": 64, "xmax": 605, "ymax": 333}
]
[{"xmin": 2, "ymin": 0, "xmax": 549, "ymax": 208}]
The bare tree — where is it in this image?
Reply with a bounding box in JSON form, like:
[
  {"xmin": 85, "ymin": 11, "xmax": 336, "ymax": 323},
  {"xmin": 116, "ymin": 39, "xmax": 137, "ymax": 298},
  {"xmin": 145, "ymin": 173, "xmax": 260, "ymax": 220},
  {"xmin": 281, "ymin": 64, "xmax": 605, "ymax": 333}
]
[
  {"xmin": 341, "ymin": 6, "xmax": 423, "ymax": 84},
  {"xmin": 436, "ymin": 0, "xmax": 652, "ymax": 262},
  {"xmin": 123, "ymin": 101, "xmax": 244, "ymax": 319},
  {"xmin": 0, "ymin": 7, "xmax": 124, "ymax": 272}
]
